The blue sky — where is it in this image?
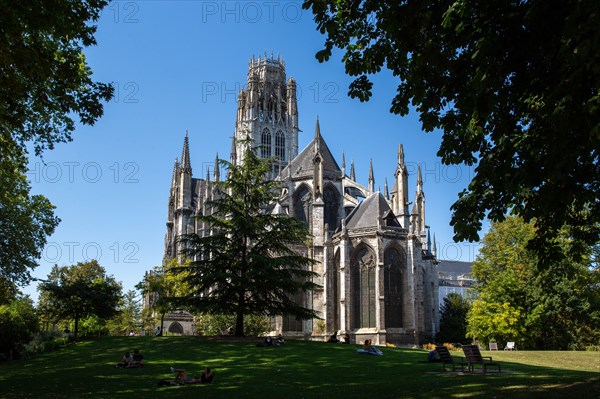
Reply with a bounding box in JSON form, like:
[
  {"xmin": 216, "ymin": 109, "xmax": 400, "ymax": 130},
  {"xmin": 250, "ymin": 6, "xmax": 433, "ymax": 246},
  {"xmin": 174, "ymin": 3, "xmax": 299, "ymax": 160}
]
[{"xmin": 23, "ymin": 1, "xmax": 486, "ymax": 301}]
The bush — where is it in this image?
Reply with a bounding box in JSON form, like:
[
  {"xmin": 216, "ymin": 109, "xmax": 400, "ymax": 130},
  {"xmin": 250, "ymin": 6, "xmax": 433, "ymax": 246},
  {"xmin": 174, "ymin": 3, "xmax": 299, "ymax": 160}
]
[{"xmin": 0, "ymin": 297, "xmax": 39, "ymax": 360}]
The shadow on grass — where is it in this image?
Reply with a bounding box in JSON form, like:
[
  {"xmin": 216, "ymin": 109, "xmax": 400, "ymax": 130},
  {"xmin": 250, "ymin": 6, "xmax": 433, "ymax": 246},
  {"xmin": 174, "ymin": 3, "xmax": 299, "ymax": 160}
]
[{"xmin": 0, "ymin": 337, "xmax": 598, "ymax": 399}]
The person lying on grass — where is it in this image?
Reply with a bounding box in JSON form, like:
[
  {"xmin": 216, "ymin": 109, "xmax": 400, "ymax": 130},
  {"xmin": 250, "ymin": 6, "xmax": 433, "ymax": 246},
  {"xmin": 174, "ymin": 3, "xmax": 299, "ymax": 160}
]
[{"xmin": 169, "ymin": 367, "xmax": 214, "ymax": 385}]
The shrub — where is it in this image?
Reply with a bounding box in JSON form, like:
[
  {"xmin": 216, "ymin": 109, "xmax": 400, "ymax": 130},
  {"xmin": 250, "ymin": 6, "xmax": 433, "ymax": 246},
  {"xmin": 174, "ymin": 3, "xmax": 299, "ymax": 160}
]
[{"xmin": 0, "ymin": 297, "xmax": 39, "ymax": 360}]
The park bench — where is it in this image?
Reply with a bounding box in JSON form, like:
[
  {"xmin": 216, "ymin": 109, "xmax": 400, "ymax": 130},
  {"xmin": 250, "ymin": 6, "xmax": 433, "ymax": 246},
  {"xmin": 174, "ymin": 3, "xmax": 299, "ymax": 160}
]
[
  {"xmin": 462, "ymin": 344, "xmax": 501, "ymax": 373},
  {"xmin": 435, "ymin": 346, "xmax": 465, "ymax": 372}
]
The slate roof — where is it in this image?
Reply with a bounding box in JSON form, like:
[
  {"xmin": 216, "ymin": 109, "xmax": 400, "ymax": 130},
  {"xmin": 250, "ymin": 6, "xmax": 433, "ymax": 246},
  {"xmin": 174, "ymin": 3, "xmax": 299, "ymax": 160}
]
[
  {"xmin": 344, "ymin": 192, "xmax": 401, "ymax": 230},
  {"xmin": 280, "ymin": 119, "xmax": 341, "ymax": 179},
  {"xmin": 437, "ymin": 260, "xmax": 473, "ymax": 275}
]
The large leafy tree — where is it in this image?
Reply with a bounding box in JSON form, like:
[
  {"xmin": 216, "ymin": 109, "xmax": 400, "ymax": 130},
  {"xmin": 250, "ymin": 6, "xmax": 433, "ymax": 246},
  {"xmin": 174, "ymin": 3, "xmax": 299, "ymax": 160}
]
[
  {"xmin": 303, "ymin": 0, "xmax": 599, "ymax": 258},
  {"xmin": 0, "ymin": 0, "xmax": 113, "ymax": 287},
  {"xmin": 136, "ymin": 260, "xmax": 191, "ymax": 334},
  {"xmin": 467, "ymin": 216, "xmax": 600, "ymax": 349},
  {"xmin": 437, "ymin": 292, "xmax": 471, "ymax": 344},
  {"xmin": 38, "ymin": 260, "xmax": 121, "ymax": 337},
  {"xmin": 179, "ymin": 146, "xmax": 319, "ymax": 336},
  {"xmin": 0, "ymin": 146, "xmax": 59, "ymax": 287},
  {"xmin": 0, "ymin": 296, "xmax": 39, "ymax": 359}
]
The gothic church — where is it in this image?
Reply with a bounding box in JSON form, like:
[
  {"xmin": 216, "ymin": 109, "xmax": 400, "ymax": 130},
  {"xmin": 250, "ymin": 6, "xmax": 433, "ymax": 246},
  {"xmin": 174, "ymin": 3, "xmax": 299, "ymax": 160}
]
[{"xmin": 161, "ymin": 55, "xmax": 439, "ymax": 344}]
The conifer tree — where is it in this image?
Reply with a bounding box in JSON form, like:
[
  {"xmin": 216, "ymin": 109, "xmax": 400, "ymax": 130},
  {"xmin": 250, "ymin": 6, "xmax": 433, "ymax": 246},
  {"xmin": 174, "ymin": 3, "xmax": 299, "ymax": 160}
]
[{"xmin": 179, "ymin": 145, "xmax": 318, "ymax": 336}]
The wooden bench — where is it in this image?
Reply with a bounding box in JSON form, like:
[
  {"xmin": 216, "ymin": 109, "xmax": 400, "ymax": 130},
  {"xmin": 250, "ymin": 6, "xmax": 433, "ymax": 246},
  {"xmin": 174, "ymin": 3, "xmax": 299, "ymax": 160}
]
[
  {"xmin": 435, "ymin": 346, "xmax": 465, "ymax": 372},
  {"xmin": 462, "ymin": 344, "xmax": 501, "ymax": 373}
]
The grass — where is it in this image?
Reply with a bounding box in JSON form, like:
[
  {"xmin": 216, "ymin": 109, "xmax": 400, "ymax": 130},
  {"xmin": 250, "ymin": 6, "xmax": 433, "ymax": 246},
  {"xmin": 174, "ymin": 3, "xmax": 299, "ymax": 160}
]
[{"xmin": 0, "ymin": 337, "xmax": 598, "ymax": 399}]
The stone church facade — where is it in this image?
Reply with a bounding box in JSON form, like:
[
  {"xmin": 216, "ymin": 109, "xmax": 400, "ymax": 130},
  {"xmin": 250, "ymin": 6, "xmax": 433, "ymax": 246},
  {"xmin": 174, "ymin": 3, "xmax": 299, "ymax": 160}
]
[{"xmin": 159, "ymin": 55, "xmax": 439, "ymax": 344}]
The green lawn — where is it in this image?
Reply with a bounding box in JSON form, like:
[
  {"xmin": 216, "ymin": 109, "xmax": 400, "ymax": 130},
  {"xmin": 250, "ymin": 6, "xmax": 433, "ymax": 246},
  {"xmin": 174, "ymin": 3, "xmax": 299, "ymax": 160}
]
[{"xmin": 0, "ymin": 337, "xmax": 598, "ymax": 398}]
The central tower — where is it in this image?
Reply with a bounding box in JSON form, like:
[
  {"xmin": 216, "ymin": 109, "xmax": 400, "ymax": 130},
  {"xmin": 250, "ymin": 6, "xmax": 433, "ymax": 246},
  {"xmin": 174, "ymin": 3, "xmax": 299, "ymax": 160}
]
[{"xmin": 232, "ymin": 54, "xmax": 299, "ymax": 177}]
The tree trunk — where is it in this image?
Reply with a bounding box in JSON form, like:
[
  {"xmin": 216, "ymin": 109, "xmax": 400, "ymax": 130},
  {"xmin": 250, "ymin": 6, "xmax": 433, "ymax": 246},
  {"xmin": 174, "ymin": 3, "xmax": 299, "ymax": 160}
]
[
  {"xmin": 160, "ymin": 312, "xmax": 165, "ymax": 335},
  {"xmin": 74, "ymin": 314, "xmax": 79, "ymax": 337},
  {"xmin": 235, "ymin": 310, "xmax": 244, "ymax": 337}
]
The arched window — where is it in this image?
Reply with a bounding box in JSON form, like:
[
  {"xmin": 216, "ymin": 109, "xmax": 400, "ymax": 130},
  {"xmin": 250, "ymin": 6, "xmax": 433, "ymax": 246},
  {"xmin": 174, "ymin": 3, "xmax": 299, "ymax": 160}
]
[
  {"xmin": 261, "ymin": 128, "xmax": 271, "ymax": 158},
  {"xmin": 323, "ymin": 185, "xmax": 340, "ymax": 231},
  {"xmin": 351, "ymin": 246, "xmax": 376, "ymax": 329},
  {"xmin": 384, "ymin": 247, "xmax": 404, "ymax": 328},
  {"xmin": 293, "ymin": 185, "xmax": 311, "ymax": 227},
  {"xmin": 275, "ymin": 130, "xmax": 285, "ymax": 160},
  {"xmin": 331, "ymin": 250, "xmax": 340, "ymax": 332},
  {"xmin": 283, "ymin": 290, "xmax": 304, "ymax": 332}
]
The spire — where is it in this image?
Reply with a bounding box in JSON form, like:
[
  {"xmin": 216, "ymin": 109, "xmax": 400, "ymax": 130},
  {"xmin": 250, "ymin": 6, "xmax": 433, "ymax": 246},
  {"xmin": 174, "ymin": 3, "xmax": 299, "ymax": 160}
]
[
  {"xmin": 214, "ymin": 153, "xmax": 220, "ymax": 182},
  {"xmin": 368, "ymin": 159, "xmax": 374, "ymax": 192},
  {"xmin": 398, "ymin": 143, "xmax": 405, "ymax": 164},
  {"xmin": 205, "ymin": 167, "xmax": 211, "ymax": 196},
  {"xmin": 350, "ymin": 160, "xmax": 356, "ymax": 181},
  {"xmin": 417, "ymin": 164, "xmax": 423, "ymax": 191},
  {"xmin": 312, "ymin": 116, "xmax": 323, "ymax": 157},
  {"xmin": 341, "ymin": 151, "xmax": 346, "ymax": 177},
  {"xmin": 181, "ymin": 130, "xmax": 192, "ymax": 173},
  {"xmin": 230, "ymin": 135, "xmax": 237, "ymax": 165},
  {"xmin": 384, "ymin": 177, "xmax": 389, "ymax": 199},
  {"xmin": 314, "ymin": 116, "xmax": 321, "ymax": 140},
  {"xmin": 171, "ymin": 157, "xmax": 179, "ymax": 189},
  {"xmin": 427, "ymin": 226, "xmax": 431, "ymax": 253},
  {"xmin": 432, "ymin": 233, "xmax": 437, "ymax": 257}
]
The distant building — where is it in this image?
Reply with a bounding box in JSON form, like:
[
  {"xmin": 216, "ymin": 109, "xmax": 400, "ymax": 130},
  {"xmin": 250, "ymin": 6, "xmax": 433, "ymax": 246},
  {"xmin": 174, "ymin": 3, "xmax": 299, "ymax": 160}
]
[
  {"xmin": 150, "ymin": 55, "xmax": 442, "ymax": 344},
  {"xmin": 437, "ymin": 260, "xmax": 475, "ymax": 308}
]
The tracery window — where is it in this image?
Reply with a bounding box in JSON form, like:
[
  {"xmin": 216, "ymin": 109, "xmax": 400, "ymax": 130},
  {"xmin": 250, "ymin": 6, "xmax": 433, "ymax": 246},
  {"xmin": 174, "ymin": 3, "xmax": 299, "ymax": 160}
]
[
  {"xmin": 275, "ymin": 130, "xmax": 285, "ymax": 160},
  {"xmin": 283, "ymin": 290, "xmax": 304, "ymax": 332},
  {"xmin": 351, "ymin": 246, "xmax": 376, "ymax": 329},
  {"xmin": 293, "ymin": 185, "xmax": 312, "ymax": 227},
  {"xmin": 261, "ymin": 128, "xmax": 271, "ymax": 158},
  {"xmin": 323, "ymin": 186, "xmax": 340, "ymax": 231},
  {"xmin": 384, "ymin": 247, "xmax": 404, "ymax": 328}
]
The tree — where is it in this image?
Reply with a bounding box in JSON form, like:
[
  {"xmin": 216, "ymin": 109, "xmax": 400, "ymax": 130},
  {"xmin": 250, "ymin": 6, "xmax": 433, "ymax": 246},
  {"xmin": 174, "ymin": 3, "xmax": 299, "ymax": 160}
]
[
  {"xmin": 437, "ymin": 293, "xmax": 470, "ymax": 344},
  {"xmin": 195, "ymin": 313, "xmax": 271, "ymax": 337},
  {"xmin": 38, "ymin": 260, "xmax": 121, "ymax": 337},
  {"xmin": 302, "ymin": 1, "xmax": 599, "ymax": 258},
  {"xmin": 0, "ymin": 0, "xmax": 114, "ymax": 156},
  {"xmin": 179, "ymin": 146, "xmax": 319, "ymax": 336},
  {"xmin": 0, "ymin": 296, "xmax": 39, "ymax": 360},
  {"xmin": 107, "ymin": 290, "xmax": 142, "ymax": 336},
  {"xmin": 467, "ymin": 216, "xmax": 600, "ymax": 349},
  {"xmin": 0, "ymin": 0, "xmax": 113, "ymax": 287},
  {"xmin": 136, "ymin": 260, "xmax": 191, "ymax": 334},
  {"xmin": 0, "ymin": 146, "xmax": 59, "ymax": 287},
  {"xmin": 467, "ymin": 295, "xmax": 526, "ymax": 347}
]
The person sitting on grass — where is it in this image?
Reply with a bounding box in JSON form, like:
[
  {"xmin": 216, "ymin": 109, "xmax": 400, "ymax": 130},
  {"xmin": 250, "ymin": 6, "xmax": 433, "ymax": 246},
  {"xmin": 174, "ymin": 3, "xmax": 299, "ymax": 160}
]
[
  {"xmin": 364, "ymin": 339, "xmax": 383, "ymax": 355},
  {"xmin": 276, "ymin": 334, "xmax": 285, "ymax": 346},
  {"xmin": 128, "ymin": 349, "xmax": 144, "ymax": 368},
  {"xmin": 116, "ymin": 351, "xmax": 133, "ymax": 368},
  {"xmin": 257, "ymin": 336, "xmax": 274, "ymax": 347},
  {"xmin": 327, "ymin": 332, "xmax": 340, "ymax": 343}
]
